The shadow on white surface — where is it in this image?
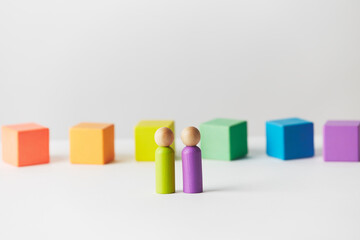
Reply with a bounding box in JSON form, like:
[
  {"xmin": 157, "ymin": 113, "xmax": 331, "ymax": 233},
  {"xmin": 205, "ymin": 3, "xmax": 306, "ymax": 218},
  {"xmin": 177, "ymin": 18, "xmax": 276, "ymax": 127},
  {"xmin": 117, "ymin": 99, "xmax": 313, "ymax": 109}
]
[
  {"xmin": 50, "ymin": 155, "xmax": 68, "ymax": 164},
  {"xmin": 113, "ymin": 154, "xmax": 134, "ymax": 164}
]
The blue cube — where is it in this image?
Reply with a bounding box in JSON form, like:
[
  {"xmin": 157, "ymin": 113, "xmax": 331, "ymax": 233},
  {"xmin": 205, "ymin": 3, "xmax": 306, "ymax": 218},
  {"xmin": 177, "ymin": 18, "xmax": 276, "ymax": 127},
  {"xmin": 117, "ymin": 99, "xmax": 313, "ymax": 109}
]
[{"xmin": 266, "ymin": 118, "xmax": 314, "ymax": 160}]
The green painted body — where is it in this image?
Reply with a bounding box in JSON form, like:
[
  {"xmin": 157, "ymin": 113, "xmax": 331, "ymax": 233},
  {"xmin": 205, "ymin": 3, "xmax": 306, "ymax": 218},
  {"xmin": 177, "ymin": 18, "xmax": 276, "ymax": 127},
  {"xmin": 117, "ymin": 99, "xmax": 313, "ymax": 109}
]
[
  {"xmin": 200, "ymin": 118, "xmax": 248, "ymax": 161},
  {"xmin": 155, "ymin": 146, "xmax": 175, "ymax": 194}
]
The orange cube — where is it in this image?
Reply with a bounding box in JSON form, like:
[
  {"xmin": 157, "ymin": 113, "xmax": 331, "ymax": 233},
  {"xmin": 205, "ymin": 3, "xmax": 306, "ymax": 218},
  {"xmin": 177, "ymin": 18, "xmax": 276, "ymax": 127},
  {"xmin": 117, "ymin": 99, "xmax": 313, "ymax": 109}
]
[
  {"xmin": 1, "ymin": 123, "xmax": 50, "ymax": 167},
  {"xmin": 70, "ymin": 122, "xmax": 114, "ymax": 164}
]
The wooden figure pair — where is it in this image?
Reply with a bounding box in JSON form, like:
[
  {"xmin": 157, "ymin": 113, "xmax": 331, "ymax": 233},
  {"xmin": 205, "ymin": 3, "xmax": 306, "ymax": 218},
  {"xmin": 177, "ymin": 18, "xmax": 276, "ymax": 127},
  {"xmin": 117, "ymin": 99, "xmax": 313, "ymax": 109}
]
[{"xmin": 154, "ymin": 126, "xmax": 203, "ymax": 194}]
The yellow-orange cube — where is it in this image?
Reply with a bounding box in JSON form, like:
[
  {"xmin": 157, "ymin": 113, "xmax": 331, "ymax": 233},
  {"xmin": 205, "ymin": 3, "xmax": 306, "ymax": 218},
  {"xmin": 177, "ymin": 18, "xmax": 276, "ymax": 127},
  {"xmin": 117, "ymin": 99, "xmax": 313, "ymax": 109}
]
[
  {"xmin": 1, "ymin": 123, "xmax": 50, "ymax": 167},
  {"xmin": 70, "ymin": 123, "xmax": 114, "ymax": 164}
]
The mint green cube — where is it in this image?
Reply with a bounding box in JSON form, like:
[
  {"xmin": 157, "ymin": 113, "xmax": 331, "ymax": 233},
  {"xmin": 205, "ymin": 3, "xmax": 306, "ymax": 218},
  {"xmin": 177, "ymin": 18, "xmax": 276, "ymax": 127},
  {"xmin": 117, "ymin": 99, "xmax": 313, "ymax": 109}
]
[{"xmin": 199, "ymin": 118, "xmax": 248, "ymax": 160}]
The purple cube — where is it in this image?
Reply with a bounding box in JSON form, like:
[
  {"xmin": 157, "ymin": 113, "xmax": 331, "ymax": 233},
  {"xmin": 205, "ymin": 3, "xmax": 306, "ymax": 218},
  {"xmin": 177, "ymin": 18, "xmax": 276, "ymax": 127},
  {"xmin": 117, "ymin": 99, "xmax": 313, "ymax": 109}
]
[{"xmin": 323, "ymin": 121, "xmax": 360, "ymax": 162}]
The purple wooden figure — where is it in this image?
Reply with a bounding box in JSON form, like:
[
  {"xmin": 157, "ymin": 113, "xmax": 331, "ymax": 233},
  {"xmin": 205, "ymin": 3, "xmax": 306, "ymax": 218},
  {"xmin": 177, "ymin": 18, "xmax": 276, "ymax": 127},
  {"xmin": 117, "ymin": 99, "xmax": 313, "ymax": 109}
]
[{"xmin": 181, "ymin": 126, "xmax": 203, "ymax": 193}]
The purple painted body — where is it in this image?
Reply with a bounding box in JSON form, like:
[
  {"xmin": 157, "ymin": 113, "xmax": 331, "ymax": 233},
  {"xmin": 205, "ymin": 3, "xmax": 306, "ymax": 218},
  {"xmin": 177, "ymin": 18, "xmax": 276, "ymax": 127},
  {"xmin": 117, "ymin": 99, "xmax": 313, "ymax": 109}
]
[
  {"xmin": 182, "ymin": 146, "xmax": 203, "ymax": 193},
  {"xmin": 323, "ymin": 121, "xmax": 360, "ymax": 162}
]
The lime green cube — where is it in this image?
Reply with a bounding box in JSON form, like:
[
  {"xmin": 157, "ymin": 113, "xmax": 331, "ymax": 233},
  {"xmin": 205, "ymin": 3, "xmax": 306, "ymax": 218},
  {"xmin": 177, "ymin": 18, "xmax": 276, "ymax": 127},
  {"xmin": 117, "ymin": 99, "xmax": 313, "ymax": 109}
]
[{"xmin": 199, "ymin": 118, "xmax": 248, "ymax": 160}]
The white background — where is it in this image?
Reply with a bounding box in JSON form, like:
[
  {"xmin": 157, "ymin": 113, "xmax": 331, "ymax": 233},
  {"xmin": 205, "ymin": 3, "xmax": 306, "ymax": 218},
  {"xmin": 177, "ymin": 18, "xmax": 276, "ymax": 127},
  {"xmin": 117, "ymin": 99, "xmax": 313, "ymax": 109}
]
[
  {"xmin": 1, "ymin": 0, "xmax": 360, "ymax": 139},
  {"xmin": 1, "ymin": 2, "xmax": 360, "ymax": 239}
]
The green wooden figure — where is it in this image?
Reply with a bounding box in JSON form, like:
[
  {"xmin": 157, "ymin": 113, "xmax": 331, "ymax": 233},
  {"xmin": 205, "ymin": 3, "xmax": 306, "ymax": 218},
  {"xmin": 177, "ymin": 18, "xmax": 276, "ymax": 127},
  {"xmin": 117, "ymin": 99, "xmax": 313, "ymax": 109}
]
[{"xmin": 154, "ymin": 127, "xmax": 175, "ymax": 194}]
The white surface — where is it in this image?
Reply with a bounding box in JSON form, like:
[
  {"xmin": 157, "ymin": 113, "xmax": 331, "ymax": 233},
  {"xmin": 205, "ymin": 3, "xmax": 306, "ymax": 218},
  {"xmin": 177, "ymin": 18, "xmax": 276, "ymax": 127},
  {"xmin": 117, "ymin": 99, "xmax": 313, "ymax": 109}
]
[
  {"xmin": 0, "ymin": 137, "xmax": 360, "ymax": 240},
  {"xmin": 1, "ymin": 0, "xmax": 360, "ymax": 138}
]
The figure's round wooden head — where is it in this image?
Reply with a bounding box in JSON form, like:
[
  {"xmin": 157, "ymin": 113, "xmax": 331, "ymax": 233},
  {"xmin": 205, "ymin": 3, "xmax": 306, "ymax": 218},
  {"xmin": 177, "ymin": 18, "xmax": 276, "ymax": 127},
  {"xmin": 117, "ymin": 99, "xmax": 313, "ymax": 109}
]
[
  {"xmin": 154, "ymin": 127, "xmax": 174, "ymax": 147},
  {"xmin": 181, "ymin": 126, "xmax": 200, "ymax": 146}
]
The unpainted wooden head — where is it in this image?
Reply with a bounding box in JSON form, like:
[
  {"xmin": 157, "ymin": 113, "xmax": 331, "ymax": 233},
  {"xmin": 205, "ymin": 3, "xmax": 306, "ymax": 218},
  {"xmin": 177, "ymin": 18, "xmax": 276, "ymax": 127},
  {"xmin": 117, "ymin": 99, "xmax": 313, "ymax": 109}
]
[
  {"xmin": 181, "ymin": 126, "xmax": 200, "ymax": 146},
  {"xmin": 154, "ymin": 127, "xmax": 174, "ymax": 147}
]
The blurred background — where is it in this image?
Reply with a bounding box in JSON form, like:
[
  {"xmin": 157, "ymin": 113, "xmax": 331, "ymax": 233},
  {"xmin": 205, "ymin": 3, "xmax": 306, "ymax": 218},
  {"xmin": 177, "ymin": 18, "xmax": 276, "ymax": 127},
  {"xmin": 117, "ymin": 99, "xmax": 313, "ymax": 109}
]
[{"xmin": 1, "ymin": 0, "xmax": 359, "ymax": 139}]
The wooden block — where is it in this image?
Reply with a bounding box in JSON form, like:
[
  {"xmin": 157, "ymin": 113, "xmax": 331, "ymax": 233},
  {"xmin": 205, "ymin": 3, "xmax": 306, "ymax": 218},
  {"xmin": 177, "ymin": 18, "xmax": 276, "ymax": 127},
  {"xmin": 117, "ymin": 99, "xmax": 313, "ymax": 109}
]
[
  {"xmin": 1, "ymin": 123, "xmax": 49, "ymax": 167},
  {"xmin": 266, "ymin": 118, "xmax": 314, "ymax": 160},
  {"xmin": 70, "ymin": 122, "xmax": 114, "ymax": 164},
  {"xmin": 134, "ymin": 120, "xmax": 175, "ymax": 161},
  {"xmin": 323, "ymin": 121, "xmax": 360, "ymax": 162},
  {"xmin": 200, "ymin": 118, "xmax": 248, "ymax": 161}
]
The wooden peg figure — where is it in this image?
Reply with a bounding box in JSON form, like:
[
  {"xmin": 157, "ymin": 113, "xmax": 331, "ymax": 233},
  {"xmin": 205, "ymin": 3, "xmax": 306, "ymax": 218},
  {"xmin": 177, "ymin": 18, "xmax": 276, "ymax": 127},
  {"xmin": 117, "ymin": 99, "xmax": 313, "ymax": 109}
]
[
  {"xmin": 181, "ymin": 126, "xmax": 203, "ymax": 193},
  {"xmin": 154, "ymin": 127, "xmax": 175, "ymax": 194}
]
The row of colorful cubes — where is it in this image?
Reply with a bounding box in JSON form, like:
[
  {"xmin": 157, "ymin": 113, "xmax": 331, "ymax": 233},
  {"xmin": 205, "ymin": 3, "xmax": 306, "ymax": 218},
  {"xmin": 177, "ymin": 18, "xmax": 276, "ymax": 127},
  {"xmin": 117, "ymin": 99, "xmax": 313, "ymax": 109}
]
[{"xmin": 1, "ymin": 118, "xmax": 359, "ymax": 166}]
